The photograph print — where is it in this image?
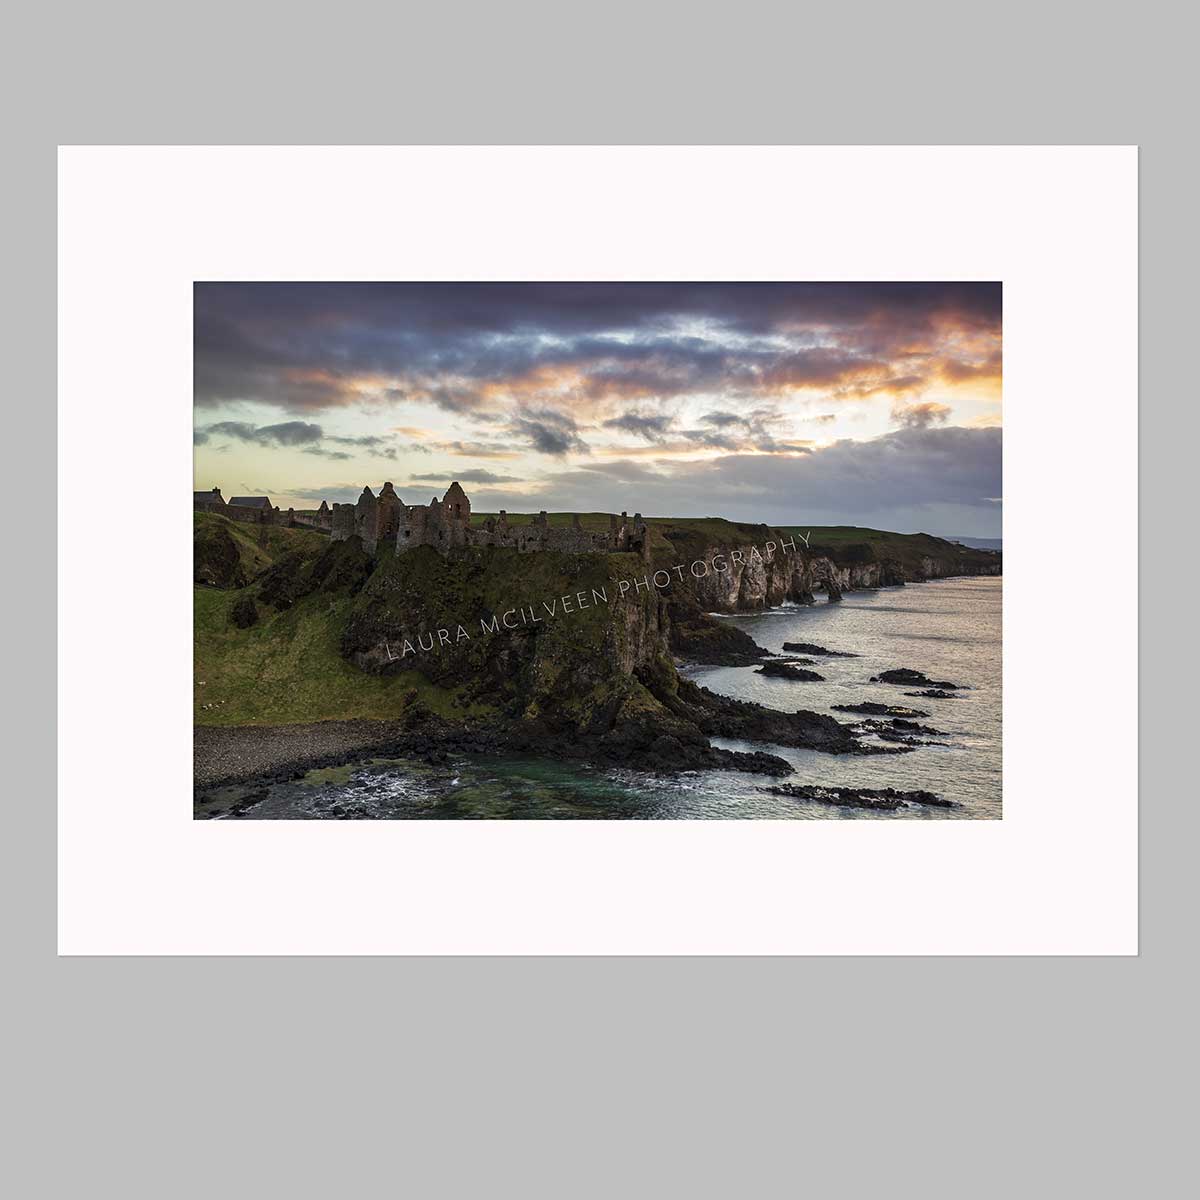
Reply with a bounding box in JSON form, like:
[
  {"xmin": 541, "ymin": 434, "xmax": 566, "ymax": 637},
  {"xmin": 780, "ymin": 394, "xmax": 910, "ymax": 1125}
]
[{"xmin": 193, "ymin": 282, "xmax": 1002, "ymax": 820}]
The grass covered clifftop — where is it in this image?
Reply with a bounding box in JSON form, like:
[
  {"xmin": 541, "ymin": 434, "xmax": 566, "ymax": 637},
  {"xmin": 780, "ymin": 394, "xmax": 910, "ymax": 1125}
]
[
  {"xmin": 779, "ymin": 525, "xmax": 1000, "ymax": 576},
  {"xmin": 193, "ymin": 511, "xmax": 672, "ymax": 734},
  {"xmin": 194, "ymin": 509, "xmax": 999, "ymax": 734},
  {"xmin": 195, "ymin": 514, "xmax": 453, "ymax": 726},
  {"xmin": 472, "ymin": 512, "xmax": 1001, "ymax": 577}
]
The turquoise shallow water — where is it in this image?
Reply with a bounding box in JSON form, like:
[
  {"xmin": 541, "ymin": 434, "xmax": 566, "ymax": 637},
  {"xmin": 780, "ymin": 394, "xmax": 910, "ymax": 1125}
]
[{"xmin": 215, "ymin": 576, "xmax": 1001, "ymax": 820}]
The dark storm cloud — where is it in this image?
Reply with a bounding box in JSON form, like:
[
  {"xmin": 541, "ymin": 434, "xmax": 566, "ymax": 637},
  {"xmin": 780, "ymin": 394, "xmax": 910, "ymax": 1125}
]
[{"xmin": 194, "ymin": 282, "xmax": 1002, "ymax": 414}]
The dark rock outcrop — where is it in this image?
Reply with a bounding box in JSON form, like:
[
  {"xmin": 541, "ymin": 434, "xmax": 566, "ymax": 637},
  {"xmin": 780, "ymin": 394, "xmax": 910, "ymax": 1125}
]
[
  {"xmin": 194, "ymin": 521, "xmax": 246, "ymax": 589},
  {"xmin": 832, "ymin": 702, "xmax": 931, "ymax": 718},
  {"xmin": 852, "ymin": 717, "xmax": 951, "ymax": 745},
  {"xmin": 762, "ymin": 783, "xmax": 951, "ymax": 810},
  {"xmin": 781, "ymin": 642, "xmax": 858, "ymax": 657},
  {"xmin": 256, "ymin": 536, "xmax": 374, "ymax": 611},
  {"xmin": 871, "ymin": 668, "xmax": 964, "ymax": 689},
  {"xmin": 904, "ymin": 689, "xmax": 964, "ymax": 700},
  {"xmin": 669, "ymin": 609, "xmax": 773, "ymax": 666},
  {"xmin": 230, "ymin": 594, "xmax": 258, "ymax": 629},
  {"xmin": 755, "ymin": 662, "xmax": 825, "ymax": 681},
  {"xmin": 658, "ymin": 678, "xmax": 902, "ymax": 756}
]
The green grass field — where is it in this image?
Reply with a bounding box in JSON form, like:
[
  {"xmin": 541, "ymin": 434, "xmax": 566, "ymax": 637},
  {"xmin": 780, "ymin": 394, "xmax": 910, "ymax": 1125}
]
[{"xmin": 194, "ymin": 514, "xmax": 474, "ymax": 726}]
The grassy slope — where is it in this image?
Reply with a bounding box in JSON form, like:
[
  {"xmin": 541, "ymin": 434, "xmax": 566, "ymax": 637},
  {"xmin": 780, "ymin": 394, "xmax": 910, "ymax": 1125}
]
[
  {"xmin": 467, "ymin": 512, "xmax": 1001, "ymax": 574},
  {"xmin": 341, "ymin": 541, "xmax": 656, "ymax": 730},
  {"xmin": 194, "ymin": 512, "xmax": 655, "ymax": 728},
  {"xmin": 196, "ymin": 511, "xmax": 328, "ymax": 577},
  {"xmin": 195, "ymin": 511, "xmax": 997, "ymax": 728},
  {"xmin": 194, "ymin": 514, "xmax": 466, "ymax": 726}
]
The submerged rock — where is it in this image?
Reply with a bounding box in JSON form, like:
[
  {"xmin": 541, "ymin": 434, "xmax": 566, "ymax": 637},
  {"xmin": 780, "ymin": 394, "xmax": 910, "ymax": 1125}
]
[
  {"xmin": 832, "ymin": 702, "xmax": 930, "ymax": 718},
  {"xmin": 871, "ymin": 668, "xmax": 963, "ymax": 689},
  {"xmin": 857, "ymin": 717, "xmax": 948, "ymax": 737},
  {"xmin": 851, "ymin": 717, "xmax": 952, "ymax": 746},
  {"xmin": 762, "ymin": 783, "xmax": 951, "ymax": 810},
  {"xmin": 904, "ymin": 689, "xmax": 964, "ymax": 700}
]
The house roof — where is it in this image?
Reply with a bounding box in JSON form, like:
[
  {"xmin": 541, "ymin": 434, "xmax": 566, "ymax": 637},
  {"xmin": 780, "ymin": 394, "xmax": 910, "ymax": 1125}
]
[
  {"xmin": 194, "ymin": 490, "xmax": 225, "ymax": 504},
  {"xmin": 228, "ymin": 496, "xmax": 273, "ymax": 508}
]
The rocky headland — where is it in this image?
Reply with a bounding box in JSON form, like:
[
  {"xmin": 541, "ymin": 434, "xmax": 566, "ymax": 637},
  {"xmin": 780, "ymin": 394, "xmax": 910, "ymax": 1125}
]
[{"xmin": 194, "ymin": 511, "xmax": 997, "ymax": 794}]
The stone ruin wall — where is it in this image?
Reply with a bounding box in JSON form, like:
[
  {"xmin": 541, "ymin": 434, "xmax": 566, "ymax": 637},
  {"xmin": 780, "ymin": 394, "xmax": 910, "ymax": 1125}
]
[
  {"xmin": 200, "ymin": 481, "xmax": 650, "ymax": 560},
  {"xmin": 222, "ymin": 503, "xmax": 281, "ymax": 527},
  {"xmin": 292, "ymin": 501, "xmax": 333, "ymax": 532},
  {"xmin": 330, "ymin": 483, "xmax": 649, "ymax": 560}
]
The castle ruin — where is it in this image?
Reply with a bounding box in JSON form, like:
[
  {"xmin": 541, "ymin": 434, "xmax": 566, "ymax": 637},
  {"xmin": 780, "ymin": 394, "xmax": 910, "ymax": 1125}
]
[{"xmin": 196, "ymin": 482, "xmax": 650, "ymax": 559}]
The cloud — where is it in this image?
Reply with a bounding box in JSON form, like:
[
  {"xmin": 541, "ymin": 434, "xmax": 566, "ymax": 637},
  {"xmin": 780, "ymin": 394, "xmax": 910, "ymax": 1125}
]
[
  {"xmin": 194, "ymin": 282, "xmax": 1002, "ymax": 417},
  {"xmin": 198, "ymin": 420, "xmax": 323, "ymax": 447},
  {"xmin": 409, "ymin": 469, "xmax": 523, "ymax": 484},
  {"xmin": 194, "ymin": 420, "xmax": 408, "ymax": 459},
  {"xmin": 285, "ymin": 484, "xmax": 367, "ymax": 506},
  {"xmin": 602, "ymin": 412, "xmax": 674, "ymax": 442},
  {"xmin": 675, "ymin": 406, "xmax": 810, "ymax": 453},
  {"xmin": 509, "ymin": 410, "xmax": 589, "ymax": 457},
  {"xmin": 892, "ymin": 401, "xmax": 952, "ymax": 428},
  {"xmin": 428, "ymin": 440, "xmax": 523, "ymax": 459},
  {"xmin": 468, "ymin": 426, "xmax": 1002, "ymax": 536}
]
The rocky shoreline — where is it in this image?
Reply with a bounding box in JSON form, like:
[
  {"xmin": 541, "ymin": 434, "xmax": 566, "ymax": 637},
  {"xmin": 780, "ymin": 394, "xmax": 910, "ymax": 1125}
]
[
  {"xmin": 195, "ymin": 626, "xmax": 979, "ymax": 809},
  {"xmin": 193, "ymin": 712, "xmax": 804, "ymax": 797},
  {"xmin": 762, "ymin": 783, "xmax": 952, "ymax": 811},
  {"xmin": 193, "ymin": 655, "xmax": 927, "ymax": 801},
  {"xmin": 194, "ymin": 524, "xmax": 994, "ymax": 814},
  {"xmin": 194, "ymin": 720, "xmax": 412, "ymax": 790}
]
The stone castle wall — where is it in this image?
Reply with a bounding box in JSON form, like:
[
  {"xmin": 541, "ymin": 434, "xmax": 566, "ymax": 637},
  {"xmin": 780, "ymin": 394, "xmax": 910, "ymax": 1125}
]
[
  {"xmin": 334, "ymin": 483, "xmax": 649, "ymax": 559},
  {"xmin": 199, "ymin": 481, "xmax": 649, "ymax": 560},
  {"xmin": 223, "ymin": 503, "xmax": 280, "ymax": 527},
  {"xmin": 292, "ymin": 501, "xmax": 333, "ymax": 532}
]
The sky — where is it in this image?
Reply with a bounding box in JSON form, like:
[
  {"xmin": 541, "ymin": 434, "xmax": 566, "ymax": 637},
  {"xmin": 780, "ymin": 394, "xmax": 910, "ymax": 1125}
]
[{"xmin": 194, "ymin": 282, "xmax": 1002, "ymax": 536}]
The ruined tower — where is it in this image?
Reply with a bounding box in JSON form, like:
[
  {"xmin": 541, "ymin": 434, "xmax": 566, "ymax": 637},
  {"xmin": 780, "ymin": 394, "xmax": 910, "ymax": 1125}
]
[
  {"xmin": 354, "ymin": 486, "xmax": 379, "ymax": 551},
  {"xmin": 376, "ymin": 482, "xmax": 403, "ymax": 546},
  {"xmin": 442, "ymin": 481, "xmax": 471, "ymax": 525}
]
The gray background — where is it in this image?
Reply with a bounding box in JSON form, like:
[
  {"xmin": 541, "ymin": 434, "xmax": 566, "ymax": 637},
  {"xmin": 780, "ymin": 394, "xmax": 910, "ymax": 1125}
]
[{"xmin": 18, "ymin": 2, "xmax": 1185, "ymax": 1195}]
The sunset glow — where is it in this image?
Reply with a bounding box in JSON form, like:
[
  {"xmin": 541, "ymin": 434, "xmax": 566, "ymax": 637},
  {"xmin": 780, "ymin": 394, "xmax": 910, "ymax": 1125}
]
[{"xmin": 194, "ymin": 282, "xmax": 1002, "ymax": 534}]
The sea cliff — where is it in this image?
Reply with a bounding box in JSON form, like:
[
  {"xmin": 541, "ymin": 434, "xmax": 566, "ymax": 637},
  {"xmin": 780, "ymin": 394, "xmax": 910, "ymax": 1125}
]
[
  {"xmin": 665, "ymin": 523, "xmax": 1001, "ymax": 611},
  {"xmin": 193, "ymin": 511, "xmax": 1000, "ymax": 786}
]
